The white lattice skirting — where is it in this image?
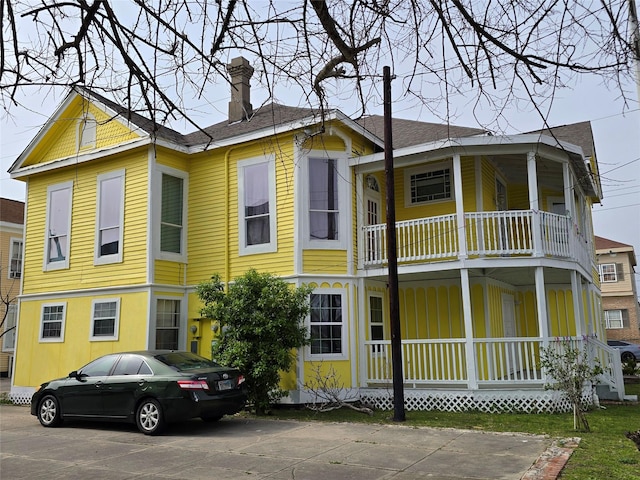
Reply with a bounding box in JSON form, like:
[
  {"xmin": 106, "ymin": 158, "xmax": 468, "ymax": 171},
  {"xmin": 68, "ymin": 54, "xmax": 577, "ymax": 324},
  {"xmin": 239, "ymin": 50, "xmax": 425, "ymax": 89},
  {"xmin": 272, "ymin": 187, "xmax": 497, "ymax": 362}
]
[
  {"xmin": 5, "ymin": 388, "xmax": 34, "ymax": 406},
  {"xmin": 360, "ymin": 389, "xmax": 592, "ymax": 413}
]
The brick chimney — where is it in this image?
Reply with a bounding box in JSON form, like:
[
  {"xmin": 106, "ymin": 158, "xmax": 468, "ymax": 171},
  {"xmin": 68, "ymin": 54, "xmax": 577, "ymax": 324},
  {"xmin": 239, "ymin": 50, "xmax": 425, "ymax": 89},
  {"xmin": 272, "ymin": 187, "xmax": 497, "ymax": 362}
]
[{"xmin": 227, "ymin": 56, "xmax": 254, "ymax": 123}]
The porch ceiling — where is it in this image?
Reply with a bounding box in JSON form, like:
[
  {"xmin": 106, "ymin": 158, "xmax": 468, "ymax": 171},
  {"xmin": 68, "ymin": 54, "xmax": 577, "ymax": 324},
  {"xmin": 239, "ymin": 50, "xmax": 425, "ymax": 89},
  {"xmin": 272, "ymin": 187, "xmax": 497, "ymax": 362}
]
[{"xmin": 488, "ymin": 154, "xmax": 563, "ymax": 191}]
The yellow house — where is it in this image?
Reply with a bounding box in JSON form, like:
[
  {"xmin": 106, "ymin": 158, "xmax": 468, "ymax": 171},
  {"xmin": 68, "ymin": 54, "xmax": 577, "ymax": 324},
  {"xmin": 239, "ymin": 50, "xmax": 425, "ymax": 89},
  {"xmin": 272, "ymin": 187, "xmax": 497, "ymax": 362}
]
[
  {"xmin": 7, "ymin": 57, "xmax": 626, "ymax": 410},
  {"xmin": 0, "ymin": 198, "xmax": 24, "ymax": 377}
]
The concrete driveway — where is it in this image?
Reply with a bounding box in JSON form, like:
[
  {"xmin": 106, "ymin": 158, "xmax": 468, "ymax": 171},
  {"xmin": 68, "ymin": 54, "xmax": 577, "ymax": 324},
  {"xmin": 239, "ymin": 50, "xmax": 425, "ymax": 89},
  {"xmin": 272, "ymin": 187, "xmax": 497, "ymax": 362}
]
[{"xmin": 0, "ymin": 404, "xmax": 564, "ymax": 479}]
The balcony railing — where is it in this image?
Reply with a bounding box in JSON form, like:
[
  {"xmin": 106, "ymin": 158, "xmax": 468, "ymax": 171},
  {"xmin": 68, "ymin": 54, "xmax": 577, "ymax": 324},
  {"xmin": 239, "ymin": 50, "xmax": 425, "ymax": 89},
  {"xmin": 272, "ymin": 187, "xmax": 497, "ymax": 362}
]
[
  {"xmin": 362, "ymin": 210, "xmax": 592, "ymax": 271},
  {"xmin": 364, "ymin": 336, "xmax": 623, "ymax": 398}
]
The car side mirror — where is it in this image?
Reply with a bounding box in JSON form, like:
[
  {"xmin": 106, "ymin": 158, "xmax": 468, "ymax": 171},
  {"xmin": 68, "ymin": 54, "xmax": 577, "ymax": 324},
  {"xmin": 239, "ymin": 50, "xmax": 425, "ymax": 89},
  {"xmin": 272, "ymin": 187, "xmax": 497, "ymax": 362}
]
[
  {"xmin": 69, "ymin": 370, "xmax": 88, "ymax": 380},
  {"xmin": 69, "ymin": 370, "xmax": 78, "ymax": 378}
]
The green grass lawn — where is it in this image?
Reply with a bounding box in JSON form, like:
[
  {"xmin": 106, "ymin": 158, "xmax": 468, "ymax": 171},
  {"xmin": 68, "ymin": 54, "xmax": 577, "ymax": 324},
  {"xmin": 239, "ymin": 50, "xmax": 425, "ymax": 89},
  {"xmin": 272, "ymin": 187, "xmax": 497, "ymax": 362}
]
[{"xmin": 265, "ymin": 385, "xmax": 640, "ymax": 480}]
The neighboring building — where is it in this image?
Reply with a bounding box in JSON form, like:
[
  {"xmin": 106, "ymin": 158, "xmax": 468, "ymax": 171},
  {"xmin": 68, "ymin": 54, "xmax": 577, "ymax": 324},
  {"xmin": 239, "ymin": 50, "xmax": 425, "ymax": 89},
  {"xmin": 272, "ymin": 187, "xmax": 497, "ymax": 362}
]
[
  {"xmin": 6, "ymin": 57, "xmax": 625, "ymax": 410},
  {"xmin": 0, "ymin": 198, "xmax": 24, "ymax": 377},
  {"xmin": 595, "ymin": 236, "xmax": 640, "ymax": 343}
]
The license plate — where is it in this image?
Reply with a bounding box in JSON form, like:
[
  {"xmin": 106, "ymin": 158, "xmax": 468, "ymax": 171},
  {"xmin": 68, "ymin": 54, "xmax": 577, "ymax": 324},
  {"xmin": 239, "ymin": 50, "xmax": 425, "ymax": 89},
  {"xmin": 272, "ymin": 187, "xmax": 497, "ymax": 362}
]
[{"xmin": 217, "ymin": 379, "xmax": 233, "ymax": 391}]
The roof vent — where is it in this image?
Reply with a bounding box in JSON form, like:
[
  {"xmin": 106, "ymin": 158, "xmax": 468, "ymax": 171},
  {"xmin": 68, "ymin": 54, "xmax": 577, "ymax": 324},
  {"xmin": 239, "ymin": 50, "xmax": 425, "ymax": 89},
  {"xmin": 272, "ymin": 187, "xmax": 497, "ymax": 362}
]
[{"xmin": 226, "ymin": 56, "xmax": 254, "ymax": 123}]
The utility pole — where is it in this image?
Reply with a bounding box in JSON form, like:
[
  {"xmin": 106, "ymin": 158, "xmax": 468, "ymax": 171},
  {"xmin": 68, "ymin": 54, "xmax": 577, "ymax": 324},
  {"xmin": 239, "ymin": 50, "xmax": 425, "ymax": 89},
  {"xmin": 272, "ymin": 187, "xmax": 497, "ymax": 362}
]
[{"xmin": 383, "ymin": 65, "xmax": 405, "ymax": 422}]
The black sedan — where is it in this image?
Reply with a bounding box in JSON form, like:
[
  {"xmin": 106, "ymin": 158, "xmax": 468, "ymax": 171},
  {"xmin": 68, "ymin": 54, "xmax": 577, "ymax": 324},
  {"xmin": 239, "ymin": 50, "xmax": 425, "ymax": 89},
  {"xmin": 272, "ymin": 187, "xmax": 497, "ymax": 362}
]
[{"xmin": 31, "ymin": 351, "xmax": 247, "ymax": 435}]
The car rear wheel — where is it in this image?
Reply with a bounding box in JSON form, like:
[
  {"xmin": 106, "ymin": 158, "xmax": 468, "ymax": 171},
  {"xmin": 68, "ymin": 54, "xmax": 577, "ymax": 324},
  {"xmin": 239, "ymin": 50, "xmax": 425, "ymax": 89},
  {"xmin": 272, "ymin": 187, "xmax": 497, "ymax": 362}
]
[
  {"xmin": 201, "ymin": 414, "xmax": 223, "ymax": 423},
  {"xmin": 136, "ymin": 398, "xmax": 165, "ymax": 435},
  {"xmin": 38, "ymin": 395, "xmax": 63, "ymax": 427},
  {"xmin": 621, "ymin": 352, "xmax": 636, "ymax": 363}
]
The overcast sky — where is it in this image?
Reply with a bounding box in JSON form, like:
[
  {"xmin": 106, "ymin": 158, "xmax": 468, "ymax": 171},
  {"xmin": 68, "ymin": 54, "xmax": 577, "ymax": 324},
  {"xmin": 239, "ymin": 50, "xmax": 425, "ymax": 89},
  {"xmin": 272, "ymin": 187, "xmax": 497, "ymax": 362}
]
[{"xmin": 1, "ymin": 59, "xmax": 639, "ymax": 295}]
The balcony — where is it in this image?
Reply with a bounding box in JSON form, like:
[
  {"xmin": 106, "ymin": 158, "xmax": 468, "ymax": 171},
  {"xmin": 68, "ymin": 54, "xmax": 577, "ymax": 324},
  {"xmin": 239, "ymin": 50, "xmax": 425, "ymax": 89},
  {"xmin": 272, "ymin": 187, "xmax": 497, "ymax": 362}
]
[{"xmin": 362, "ymin": 210, "xmax": 593, "ymax": 272}]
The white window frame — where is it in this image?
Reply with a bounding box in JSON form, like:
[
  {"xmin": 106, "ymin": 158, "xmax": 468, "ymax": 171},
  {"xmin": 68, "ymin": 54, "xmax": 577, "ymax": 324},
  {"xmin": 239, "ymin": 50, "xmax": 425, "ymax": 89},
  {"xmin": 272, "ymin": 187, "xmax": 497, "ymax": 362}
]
[
  {"xmin": 302, "ymin": 152, "xmax": 349, "ymax": 249},
  {"xmin": 404, "ymin": 161, "xmax": 453, "ymax": 207},
  {"xmin": 78, "ymin": 113, "xmax": 97, "ymax": 149},
  {"xmin": 2, "ymin": 304, "xmax": 17, "ymax": 352},
  {"xmin": 90, "ymin": 298, "xmax": 120, "ymax": 341},
  {"xmin": 39, "ymin": 303, "xmax": 66, "ymax": 343},
  {"xmin": 95, "ymin": 169, "xmax": 125, "ymax": 265},
  {"xmin": 368, "ymin": 293, "xmax": 385, "ymax": 356},
  {"xmin": 307, "ymin": 288, "xmax": 347, "ymax": 360},
  {"xmin": 43, "ymin": 181, "xmax": 73, "ymax": 271},
  {"xmin": 604, "ymin": 309, "xmax": 624, "ymax": 329},
  {"xmin": 237, "ymin": 155, "xmax": 277, "ymax": 255},
  {"xmin": 155, "ymin": 166, "xmax": 188, "ymax": 262},
  {"xmin": 152, "ymin": 297, "xmax": 185, "ymax": 350},
  {"xmin": 599, "ymin": 263, "xmax": 617, "ymax": 283},
  {"xmin": 8, "ymin": 238, "xmax": 23, "ymax": 279}
]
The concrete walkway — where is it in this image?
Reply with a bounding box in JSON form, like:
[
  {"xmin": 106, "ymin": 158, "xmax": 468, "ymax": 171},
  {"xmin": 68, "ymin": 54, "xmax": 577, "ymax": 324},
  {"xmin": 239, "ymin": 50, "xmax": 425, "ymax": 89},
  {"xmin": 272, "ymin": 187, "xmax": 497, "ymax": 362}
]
[{"xmin": 0, "ymin": 402, "xmax": 571, "ymax": 479}]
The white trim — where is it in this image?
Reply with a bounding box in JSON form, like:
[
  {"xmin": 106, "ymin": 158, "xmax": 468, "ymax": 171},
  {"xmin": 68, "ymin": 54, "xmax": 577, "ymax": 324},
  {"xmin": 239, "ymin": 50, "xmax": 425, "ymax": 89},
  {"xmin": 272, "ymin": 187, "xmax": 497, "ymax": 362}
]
[
  {"xmin": 89, "ymin": 298, "xmax": 121, "ymax": 341},
  {"xmin": 43, "ymin": 181, "xmax": 73, "ymax": 271},
  {"xmin": 154, "ymin": 165, "xmax": 188, "ymax": 262},
  {"xmin": 94, "ymin": 169, "xmax": 125, "ymax": 265},
  {"xmin": 237, "ymin": 155, "xmax": 277, "ymax": 255},
  {"xmin": 150, "ymin": 295, "xmax": 187, "ymax": 351},
  {"xmin": 39, "ymin": 302, "xmax": 66, "ymax": 343},
  {"xmin": 599, "ymin": 263, "xmax": 617, "ymax": 283},
  {"xmin": 404, "ymin": 160, "xmax": 454, "ymax": 207},
  {"xmin": 302, "ymin": 151, "xmax": 350, "ymax": 250},
  {"xmin": 8, "ymin": 237, "xmax": 23, "ymax": 279},
  {"xmin": 306, "ymin": 288, "xmax": 349, "ymax": 361},
  {"xmin": 2, "ymin": 304, "xmax": 17, "ymax": 352}
]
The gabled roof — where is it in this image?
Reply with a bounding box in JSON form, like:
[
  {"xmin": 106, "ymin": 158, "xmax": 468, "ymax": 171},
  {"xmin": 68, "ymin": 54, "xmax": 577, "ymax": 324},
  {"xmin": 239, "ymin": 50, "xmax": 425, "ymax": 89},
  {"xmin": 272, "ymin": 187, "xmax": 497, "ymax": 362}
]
[
  {"xmin": 355, "ymin": 115, "xmax": 487, "ymax": 149},
  {"xmin": 595, "ymin": 235, "xmax": 634, "ymax": 251},
  {"xmin": 0, "ymin": 198, "xmax": 25, "ymax": 225},
  {"xmin": 527, "ymin": 121, "xmax": 595, "ymax": 159}
]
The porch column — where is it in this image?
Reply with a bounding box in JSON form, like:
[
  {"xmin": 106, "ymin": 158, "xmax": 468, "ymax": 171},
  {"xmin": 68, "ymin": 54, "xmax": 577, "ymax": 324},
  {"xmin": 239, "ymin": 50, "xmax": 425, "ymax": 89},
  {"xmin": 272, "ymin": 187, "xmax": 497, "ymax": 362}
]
[
  {"xmin": 571, "ymin": 271, "xmax": 585, "ymax": 337},
  {"xmin": 355, "ymin": 173, "xmax": 364, "ymax": 271},
  {"xmin": 460, "ymin": 268, "xmax": 478, "ymax": 389},
  {"xmin": 453, "ymin": 153, "xmax": 467, "ymax": 258},
  {"xmin": 527, "ymin": 151, "xmax": 543, "ymax": 256},
  {"xmin": 562, "ymin": 162, "xmax": 573, "ymax": 217},
  {"xmin": 535, "ymin": 266, "xmax": 550, "ymax": 344}
]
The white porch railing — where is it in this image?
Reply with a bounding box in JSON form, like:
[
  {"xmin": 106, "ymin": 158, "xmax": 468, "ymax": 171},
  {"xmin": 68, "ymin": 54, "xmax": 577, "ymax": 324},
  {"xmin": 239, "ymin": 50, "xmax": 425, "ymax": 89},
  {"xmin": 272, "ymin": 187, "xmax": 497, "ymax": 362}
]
[
  {"xmin": 364, "ymin": 336, "xmax": 624, "ymax": 399},
  {"xmin": 362, "ymin": 210, "xmax": 591, "ymax": 272}
]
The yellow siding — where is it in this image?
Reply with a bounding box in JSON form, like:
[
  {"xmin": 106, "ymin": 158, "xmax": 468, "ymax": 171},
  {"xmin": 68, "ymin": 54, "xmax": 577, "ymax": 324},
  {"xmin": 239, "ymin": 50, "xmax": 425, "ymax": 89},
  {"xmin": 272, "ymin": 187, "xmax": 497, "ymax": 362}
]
[
  {"xmin": 481, "ymin": 158, "xmax": 497, "ymax": 211},
  {"xmin": 303, "ymin": 250, "xmax": 348, "ymax": 274},
  {"xmin": 23, "ymin": 97, "xmax": 140, "ymax": 166},
  {"xmin": 14, "ymin": 291, "xmax": 149, "ymax": 387},
  {"xmin": 22, "ymin": 150, "xmax": 149, "ymax": 294},
  {"xmin": 508, "ymin": 184, "xmax": 529, "ymax": 210}
]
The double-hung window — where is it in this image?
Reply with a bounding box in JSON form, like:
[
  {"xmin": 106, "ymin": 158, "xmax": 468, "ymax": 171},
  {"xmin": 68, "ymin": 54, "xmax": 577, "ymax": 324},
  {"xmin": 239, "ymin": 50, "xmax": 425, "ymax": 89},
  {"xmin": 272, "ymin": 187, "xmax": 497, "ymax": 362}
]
[
  {"xmin": 604, "ymin": 310, "xmax": 626, "ymax": 329},
  {"xmin": 238, "ymin": 156, "xmax": 276, "ymax": 255},
  {"xmin": 2, "ymin": 305, "xmax": 17, "ymax": 351},
  {"xmin": 405, "ymin": 162, "xmax": 452, "ymax": 206},
  {"xmin": 309, "ymin": 157, "xmax": 339, "ymax": 241},
  {"xmin": 95, "ymin": 170, "xmax": 124, "ymax": 264},
  {"xmin": 369, "ymin": 295, "xmax": 385, "ymax": 354},
  {"xmin": 40, "ymin": 303, "xmax": 66, "ymax": 342},
  {"xmin": 156, "ymin": 299, "xmax": 181, "ymax": 350},
  {"xmin": 90, "ymin": 299, "xmax": 120, "ymax": 341},
  {"xmin": 44, "ymin": 181, "xmax": 73, "ymax": 270},
  {"xmin": 309, "ymin": 291, "xmax": 346, "ymax": 358},
  {"xmin": 9, "ymin": 239, "xmax": 23, "ymax": 279},
  {"xmin": 158, "ymin": 168, "xmax": 187, "ymax": 258},
  {"xmin": 599, "ymin": 263, "xmax": 617, "ymax": 283}
]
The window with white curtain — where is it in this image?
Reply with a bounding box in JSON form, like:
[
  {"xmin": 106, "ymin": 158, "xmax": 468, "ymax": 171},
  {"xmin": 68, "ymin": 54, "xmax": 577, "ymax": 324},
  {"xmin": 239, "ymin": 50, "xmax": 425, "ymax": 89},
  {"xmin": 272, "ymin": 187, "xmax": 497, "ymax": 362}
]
[
  {"xmin": 238, "ymin": 157, "xmax": 276, "ymax": 255},
  {"xmin": 95, "ymin": 170, "xmax": 124, "ymax": 264},
  {"xmin": 44, "ymin": 181, "xmax": 73, "ymax": 270},
  {"xmin": 309, "ymin": 157, "xmax": 338, "ymax": 241}
]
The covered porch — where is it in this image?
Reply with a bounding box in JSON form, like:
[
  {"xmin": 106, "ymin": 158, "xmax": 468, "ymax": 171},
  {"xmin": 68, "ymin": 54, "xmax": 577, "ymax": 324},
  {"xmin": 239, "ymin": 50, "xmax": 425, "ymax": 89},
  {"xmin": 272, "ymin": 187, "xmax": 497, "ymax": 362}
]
[{"xmin": 360, "ymin": 336, "xmax": 625, "ymax": 412}]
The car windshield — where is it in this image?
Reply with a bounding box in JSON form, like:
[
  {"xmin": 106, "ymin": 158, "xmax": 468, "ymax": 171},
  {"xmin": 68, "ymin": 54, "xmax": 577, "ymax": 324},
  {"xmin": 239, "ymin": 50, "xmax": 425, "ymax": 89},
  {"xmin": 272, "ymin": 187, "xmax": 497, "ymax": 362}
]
[{"xmin": 154, "ymin": 352, "xmax": 221, "ymax": 371}]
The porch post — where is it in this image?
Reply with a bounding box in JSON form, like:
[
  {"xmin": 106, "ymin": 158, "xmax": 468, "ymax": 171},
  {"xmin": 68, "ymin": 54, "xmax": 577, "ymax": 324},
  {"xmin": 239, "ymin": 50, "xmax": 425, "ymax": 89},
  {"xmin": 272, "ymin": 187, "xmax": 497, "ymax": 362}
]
[
  {"xmin": 356, "ymin": 172, "xmax": 364, "ymax": 271},
  {"xmin": 460, "ymin": 268, "xmax": 478, "ymax": 389},
  {"xmin": 527, "ymin": 151, "xmax": 543, "ymax": 257},
  {"xmin": 562, "ymin": 162, "xmax": 573, "ymax": 217},
  {"xmin": 535, "ymin": 266, "xmax": 550, "ymax": 343},
  {"xmin": 571, "ymin": 271, "xmax": 585, "ymax": 337},
  {"xmin": 453, "ymin": 153, "xmax": 467, "ymax": 258}
]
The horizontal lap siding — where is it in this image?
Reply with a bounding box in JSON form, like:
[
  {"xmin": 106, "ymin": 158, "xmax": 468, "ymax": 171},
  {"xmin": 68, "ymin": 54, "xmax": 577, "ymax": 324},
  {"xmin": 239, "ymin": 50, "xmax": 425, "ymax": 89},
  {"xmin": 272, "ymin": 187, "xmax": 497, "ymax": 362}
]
[
  {"xmin": 22, "ymin": 151, "xmax": 149, "ymax": 294},
  {"xmin": 14, "ymin": 291, "xmax": 149, "ymax": 388}
]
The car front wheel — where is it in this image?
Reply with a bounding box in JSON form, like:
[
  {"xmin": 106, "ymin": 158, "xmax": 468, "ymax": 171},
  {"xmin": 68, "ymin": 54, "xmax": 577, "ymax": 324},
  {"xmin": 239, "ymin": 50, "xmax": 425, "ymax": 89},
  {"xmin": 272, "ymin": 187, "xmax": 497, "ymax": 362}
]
[
  {"xmin": 38, "ymin": 395, "xmax": 63, "ymax": 427},
  {"xmin": 136, "ymin": 398, "xmax": 165, "ymax": 435}
]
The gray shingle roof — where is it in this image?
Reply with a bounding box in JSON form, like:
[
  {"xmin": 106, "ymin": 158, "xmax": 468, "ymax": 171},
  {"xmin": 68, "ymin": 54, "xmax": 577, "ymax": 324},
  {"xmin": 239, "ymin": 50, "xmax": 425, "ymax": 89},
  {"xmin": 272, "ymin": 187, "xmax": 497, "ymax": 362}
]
[
  {"xmin": 527, "ymin": 121, "xmax": 595, "ymax": 158},
  {"xmin": 355, "ymin": 115, "xmax": 487, "ymax": 149}
]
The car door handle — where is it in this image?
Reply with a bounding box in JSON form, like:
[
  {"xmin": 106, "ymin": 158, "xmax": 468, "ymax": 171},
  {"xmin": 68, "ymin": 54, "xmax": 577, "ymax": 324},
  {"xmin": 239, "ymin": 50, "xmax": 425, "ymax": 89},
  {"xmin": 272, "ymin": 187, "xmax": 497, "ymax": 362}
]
[
  {"xmin": 138, "ymin": 379, "xmax": 147, "ymax": 387},
  {"xmin": 95, "ymin": 381, "xmax": 103, "ymax": 388}
]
